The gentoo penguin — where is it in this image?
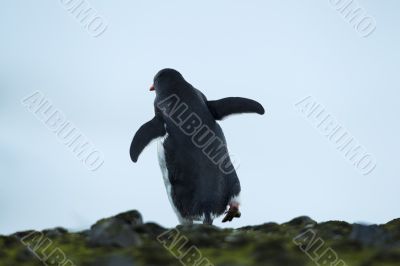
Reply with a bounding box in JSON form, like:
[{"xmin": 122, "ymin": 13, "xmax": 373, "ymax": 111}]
[{"xmin": 130, "ymin": 69, "xmax": 265, "ymax": 225}]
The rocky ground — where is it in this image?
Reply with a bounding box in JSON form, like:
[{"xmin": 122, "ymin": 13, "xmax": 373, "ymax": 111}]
[{"xmin": 1, "ymin": 210, "xmax": 399, "ymax": 266}]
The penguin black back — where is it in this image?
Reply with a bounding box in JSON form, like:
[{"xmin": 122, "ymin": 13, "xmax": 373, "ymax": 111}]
[{"xmin": 130, "ymin": 69, "xmax": 265, "ymax": 225}]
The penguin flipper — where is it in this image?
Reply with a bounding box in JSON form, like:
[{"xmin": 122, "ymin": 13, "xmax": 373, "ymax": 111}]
[
  {"xmin": 207, "ymin": 97, "xmax": 265, "ymax": 120},
  {"xmin": 130, "ymin": 116, "xmax": 166, "ymax": 162}
]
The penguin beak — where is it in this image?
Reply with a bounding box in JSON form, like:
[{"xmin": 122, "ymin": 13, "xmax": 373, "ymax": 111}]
[{"xmin": 149, "ymin": 84, "xmax": 155, "ymax": 91}]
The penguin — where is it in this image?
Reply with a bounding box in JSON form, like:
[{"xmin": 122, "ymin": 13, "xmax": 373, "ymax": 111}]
[{"xmin": 130, "ymin": 69, "xmax": 265, "ymax": 225}]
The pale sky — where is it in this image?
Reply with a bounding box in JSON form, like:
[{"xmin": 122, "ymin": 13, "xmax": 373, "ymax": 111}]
[{"xmin": 1, "ymin": 0, "xmax": 399, "ymax": 235}]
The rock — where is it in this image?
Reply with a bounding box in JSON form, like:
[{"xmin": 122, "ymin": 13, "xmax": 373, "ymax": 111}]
[
  {"xmin": 224, "ymin": 231, "xmax": 253, "ymax": 247},
  {"xmin": 385, "ymin": 218, "xmax": 400, "ymax": 230},
  {"xmin": 251, "ymin": 239, "xmax": 307, "ymax": 266},
  {"xmin": 315, "ymin": 220, "xmax": 352, "ymax": 239},
  {"xmin": 91, "ymin": 210, "xmax": 143, "ymax": 230},
  {"xmin": 90, "ymin": 255, "xmax": 136, "ymax": 266},
  {"xmin": 2, "ymin": 210, "xmax": 400, "ymax": 266},
  {"xmin": 286, "ymin": 216, "xmax": 317, "ymax": 227},
  {"xmin": 87, "ymin": 220, "xmax": 141, "ymax": 247},
  {"xmin": 350, "ymin": 224, "xmax": 391, "ymax": 247},
  {"xmin": 240, "ymin": 222, "xmax": 280, "ymax": 234},
  {"xmin": 383, "ymin": 218, "xmax": 400, "ymax": 242},
  {"xmin": 87, "ymin": 210, "xmax": 143, "ymax": 247},
  {"xmin": 15, "ymin": 248, "xmax": 37, "ymax": 262},
  {"xmin": 177, "ymin": 224, "xmax": 224, "ymax": 247},
  {"xmin": 133, "ymin": 222, "xmax": 166, "ymax": 238},
  {"xmin": 1, "ymin": 235, "xmax": 21, "ymax": 248},
  {"xmin": 177, "ymin": 223, "xmax": 221, "ymax": 233},
  {"xmin": 42, "ymin": 227, "xmax": 68, "ymax": 238},
  {"xmin": 114, "ymin": 210, "xmax": 143, "ymax": 226}
]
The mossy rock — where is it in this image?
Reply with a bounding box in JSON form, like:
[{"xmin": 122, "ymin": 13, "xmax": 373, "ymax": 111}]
[{"xmin": 1, "ymin": 211, "xmax": 400, "ymax": 266}]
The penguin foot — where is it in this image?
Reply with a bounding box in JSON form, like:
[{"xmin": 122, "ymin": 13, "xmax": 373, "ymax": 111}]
[{"xmin": 222, "ymin": 206, "xmax": 241, "ymax": 223}]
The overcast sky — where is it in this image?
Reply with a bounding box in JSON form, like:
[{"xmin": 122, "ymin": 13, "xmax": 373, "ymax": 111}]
[{"xmin": 1, "ymin": 0, "xmax": 399, "ymax": 235}]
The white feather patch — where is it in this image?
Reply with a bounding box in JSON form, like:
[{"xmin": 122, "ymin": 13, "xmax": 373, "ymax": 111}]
[
  {"xmin": 229, "ymin": 194, "xmax": 241, "ymax": 206},
  {"xmin": 157, "ymin": 134, "xmax": 190, "ymax": 224}
]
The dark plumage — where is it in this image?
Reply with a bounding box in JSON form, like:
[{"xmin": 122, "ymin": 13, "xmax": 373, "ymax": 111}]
[{"xmin": 130, "ymin": 69, "xmax": 265, "ymax": 225}]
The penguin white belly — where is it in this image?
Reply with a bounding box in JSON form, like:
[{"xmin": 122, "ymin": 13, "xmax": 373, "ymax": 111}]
[{"xmin": 157, "ymin": 135, "xmax": 192, "ymax": 224}]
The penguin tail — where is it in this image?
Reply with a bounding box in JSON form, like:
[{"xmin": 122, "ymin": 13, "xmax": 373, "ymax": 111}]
[{"xmin": 195, "ymin": 200, "xmax": 214, "ymax": 225}]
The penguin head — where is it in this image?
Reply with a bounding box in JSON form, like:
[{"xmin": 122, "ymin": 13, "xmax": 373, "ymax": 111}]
[{"xmin": 150, "ymin": 68, "xmax": 185, "ymax": 93}]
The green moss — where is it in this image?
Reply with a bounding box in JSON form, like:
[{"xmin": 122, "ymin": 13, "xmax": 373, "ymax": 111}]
[{"xmin": 1, "ymin": 212, "xmax": 400, "ymax": 266}]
